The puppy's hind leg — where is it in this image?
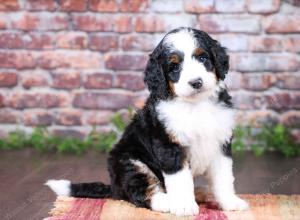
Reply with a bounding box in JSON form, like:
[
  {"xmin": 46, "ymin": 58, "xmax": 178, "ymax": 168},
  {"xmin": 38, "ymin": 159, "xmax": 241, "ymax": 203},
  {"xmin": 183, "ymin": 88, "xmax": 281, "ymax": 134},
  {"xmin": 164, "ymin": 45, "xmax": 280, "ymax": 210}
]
[{"xmin": 124, "ymin": 159, "xmax": 169, "ymax": 212}]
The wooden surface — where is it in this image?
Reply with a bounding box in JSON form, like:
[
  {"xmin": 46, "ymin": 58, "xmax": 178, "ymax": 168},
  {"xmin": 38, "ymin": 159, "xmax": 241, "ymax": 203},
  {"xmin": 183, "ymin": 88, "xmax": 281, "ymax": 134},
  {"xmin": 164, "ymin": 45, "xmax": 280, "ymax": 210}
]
[{"xmin": 0, "ymin": 149, "xmax": 299, "ymax": 220}]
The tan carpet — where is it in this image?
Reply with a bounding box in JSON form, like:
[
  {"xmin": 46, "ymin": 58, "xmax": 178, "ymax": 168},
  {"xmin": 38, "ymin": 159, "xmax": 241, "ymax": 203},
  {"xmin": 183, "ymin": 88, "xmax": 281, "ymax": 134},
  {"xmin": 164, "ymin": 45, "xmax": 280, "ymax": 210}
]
[{"xmin": 45, "ymin": 194, "xmax": 300, "ymax": 220}]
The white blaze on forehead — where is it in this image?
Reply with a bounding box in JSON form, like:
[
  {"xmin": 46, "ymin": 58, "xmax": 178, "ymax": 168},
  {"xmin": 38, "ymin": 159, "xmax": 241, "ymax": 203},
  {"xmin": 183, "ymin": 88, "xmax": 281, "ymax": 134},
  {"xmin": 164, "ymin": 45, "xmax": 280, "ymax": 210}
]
[{"xmin": 164, "ymin": 29, "xmax": 196, "ymax": 55}]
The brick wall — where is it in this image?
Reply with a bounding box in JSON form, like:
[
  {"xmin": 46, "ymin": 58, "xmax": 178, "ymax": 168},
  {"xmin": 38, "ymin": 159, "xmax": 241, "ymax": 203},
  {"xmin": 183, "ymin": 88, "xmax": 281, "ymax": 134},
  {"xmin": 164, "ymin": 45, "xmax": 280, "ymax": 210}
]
[{"xmin": 0, "ymin": 0, "xmax": 299, "ymax": 138}]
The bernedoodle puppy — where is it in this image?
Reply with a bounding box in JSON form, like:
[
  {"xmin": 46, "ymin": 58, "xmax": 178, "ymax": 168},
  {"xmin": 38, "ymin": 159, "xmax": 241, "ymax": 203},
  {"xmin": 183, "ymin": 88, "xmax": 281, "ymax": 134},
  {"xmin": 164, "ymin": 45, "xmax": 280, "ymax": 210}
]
[{"xmin": 46, "ymin": 27, "xmax": 249, "ymax": 216}]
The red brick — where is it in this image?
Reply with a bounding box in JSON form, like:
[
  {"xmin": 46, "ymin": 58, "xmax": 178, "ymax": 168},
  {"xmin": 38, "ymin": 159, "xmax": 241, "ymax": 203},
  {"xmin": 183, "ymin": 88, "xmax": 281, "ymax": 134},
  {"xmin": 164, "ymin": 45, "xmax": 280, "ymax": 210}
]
[
  {"xmin": 198, "ymin": 15, "xmax": 260, "ymax": 33},
  {"xmin": 73, "ymin": 92, "xmax": 134, "ymax": 110},
  {"xmin": 11, "ymin": 13, "xmax": 68, "ymax": 31},
  {"xmin": 276, "ymin": 73, "xmax": 300, "ymax": 90},
  {"xmin": 23, "ymin": 0, "xmax": 57, "ymax": 11},
  {"xmin": 283, "ymin": 37, "xmax": 300, "ymax": 53},
  {"xmin": 59, "ymin": 0, "xmax": 87, "ymax": 12},
  {"xmin": 215, "ymin": 0, "xmax": 245, "ymax": 13},
  {"xmin": 0, "ymin": 0, "xmax": 19, "ymax": 11},
  {"xmin": 265, "ymin": 92, "xmax": 300, "ymax": 110},
  {"xmin": 135, "ymin": 15, "xmax": 165, "ymax": 33},
  {"xmin": 56, "ymin": 110, "xmax": 82, "ymax": 126},
  {"xmin": 21, "ymin": 71, "xmax": 49, "ymax": 89},
  {"xmin": 37, "ymin": 51, "xmax": 101, "ymax": 69},
  {"xmin": 89, "ymin": 34, "xmax": 118, "ymax": 51},
  {"xmin": 120, "ymin": 0, "xmax": 148, "ymax": 12},
  {"xmin": 232, "ymin": 54, "xmax": 299, "ymax": 72},
  {"xmin": 8, "ymin": 93, "xmax": 68, "ymax": 109},
  {"xmin": 84, "ymin": 73, "xmax": 113, "ymax": 89},
  {"xmin": 214, "ymin": 34, "xmax": 248, "ymax": 52},
  {"xmin": 0, "ymin": 94, "xmax": 4, "ymax": 107},
  {"xmin": 247, "ymin": 0, "xmax": 280, "ymax": 14},
  {"xmin": 0, "ymin": 14, "xmax": 6, "ymax": 28},
  {"xmin": 23, "ymin": 111, "xmax": 53, "ymax": 126},
  {"xmin": 56, "ymin": 32, "xmax": 88, "ymax": 49},
  {"xmin": 105, "ymin": 54, "xmax": 147, "ymax": 71},
  {"xmin": 224, "ymin": 72, "xmax": 243, "ymax": 90},
  {"xmin": 114, "ymin": 74, "xmax": 145, "ymax": 91},
  {"xmin": 133, "ymin": 93, "xmax": 147, "ymax": 108},
  {"xmin": 248, "ymin": 37, "xmax": 283, "ymax": 52},
  {"xmin": 184, "ymin": 0, "xmax": 215, "ymax": 13},
  {"xmin": 23, "ymin": 33, "xmax": 53, "ymax": 49},
  {"xmin": 121, "ymin": 34, "xmax": 155, "ymax": 51},
  {"xmin": 0, "ymin": 51, "xmax": 35, "ymax": 69},
  {"xmin": 285, "ymin": 0, "xmax": 300, "ymax": 6},
  {"xmin": 114, "ymin": 15, "xmax": 133, "ymax": 33},
  {"xmin": 238, "ymin": 111, "xmax": 279, "ymax": 126},
  {"xmin": 0, "ymin": 33, "xmax": 23, "ymax": 49},
  {"xmin": 265, "ymin": 15, "xmax": 300, "ymax": 33},
  {"xmin": 72, "ymin": 14, "xmax": 114, "ymax": 32},
  {"xmin": 59, "ymin": 0, "xmax": 86, "ymax": 11},
  {"xmin": 242, "ymin": 74, "xmax": 276, "ymax": 91},
  {"xmin": 0, "ymin": 109, "xmax": 18, "ymax": 124},
  {"xmin": 282, "ymin": 111, "xmax": 300, "ymax": 127},
  {"xmin": 231, "ymin": 92, "xmax": 263, "ymax": 110},
  {"xmin": 89, "ymin": 0, "xmax": 118, "ymax": 12},
  {"xmin": 52, "ymin": 129, "xmax": 85, "ymax": 139},
  {"xmin": 0, "ymin": 72, "xmax": 18, "ymax": 87},
  {"xmin": 86, "ymin": 110, "xmax": 113, "ymax": 125},
  {"xmin": 52, "ymin": 71, "xmax": 81, "ymax": 89}
]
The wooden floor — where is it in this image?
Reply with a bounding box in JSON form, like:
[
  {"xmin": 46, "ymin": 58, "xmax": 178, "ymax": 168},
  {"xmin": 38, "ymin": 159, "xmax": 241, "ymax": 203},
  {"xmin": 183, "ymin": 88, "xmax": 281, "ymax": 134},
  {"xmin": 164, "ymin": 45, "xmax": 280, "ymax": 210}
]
[{"xmin": 0, "ymin": 149, "xmax": 299, "ymax": 220}]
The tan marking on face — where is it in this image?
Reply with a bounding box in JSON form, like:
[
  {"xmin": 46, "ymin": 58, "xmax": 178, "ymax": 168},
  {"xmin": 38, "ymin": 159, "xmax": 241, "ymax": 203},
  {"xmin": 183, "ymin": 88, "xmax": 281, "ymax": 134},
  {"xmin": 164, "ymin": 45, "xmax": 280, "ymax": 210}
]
[
  {"xmin": 170, "ymin": 54, "xmax": 180, "ymax": 64},
  {"xmin": 168, "ymin": 81, "xmax": 175, "ymax": 95},
  {"xmin": 193, "ymin": 48, "xmax": 204, "ymax": 57}
]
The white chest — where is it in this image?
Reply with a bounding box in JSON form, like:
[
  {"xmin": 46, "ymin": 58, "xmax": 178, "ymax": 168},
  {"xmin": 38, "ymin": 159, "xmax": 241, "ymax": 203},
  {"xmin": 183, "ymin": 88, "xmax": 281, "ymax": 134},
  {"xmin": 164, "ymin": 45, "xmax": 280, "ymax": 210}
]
[{"xmin": 156, "ymin": 99, "xmax": 235, "ymax": 176}]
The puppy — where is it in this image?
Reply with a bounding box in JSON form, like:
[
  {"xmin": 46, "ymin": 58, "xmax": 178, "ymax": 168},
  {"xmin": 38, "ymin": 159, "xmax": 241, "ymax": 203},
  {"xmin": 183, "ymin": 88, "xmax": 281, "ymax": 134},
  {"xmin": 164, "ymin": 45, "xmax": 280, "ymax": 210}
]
[{"xmin": 46, "ymin": 27, "xmax": 249, "ymax": 216}]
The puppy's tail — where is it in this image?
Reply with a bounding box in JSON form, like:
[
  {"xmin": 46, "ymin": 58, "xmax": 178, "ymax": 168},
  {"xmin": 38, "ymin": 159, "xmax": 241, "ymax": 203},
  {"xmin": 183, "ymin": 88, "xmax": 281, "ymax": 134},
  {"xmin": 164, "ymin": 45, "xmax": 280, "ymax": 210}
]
[{"xmin": 45, "ymin": 179, "xmax": 112, "ymax": 198}]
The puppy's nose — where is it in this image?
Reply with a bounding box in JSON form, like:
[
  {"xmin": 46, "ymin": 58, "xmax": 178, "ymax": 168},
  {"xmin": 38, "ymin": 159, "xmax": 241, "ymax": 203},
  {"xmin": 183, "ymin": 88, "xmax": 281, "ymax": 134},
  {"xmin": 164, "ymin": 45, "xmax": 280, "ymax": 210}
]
[{"xmin": 188, "ymin": 78, "xmax": 203, "ymax": 89}]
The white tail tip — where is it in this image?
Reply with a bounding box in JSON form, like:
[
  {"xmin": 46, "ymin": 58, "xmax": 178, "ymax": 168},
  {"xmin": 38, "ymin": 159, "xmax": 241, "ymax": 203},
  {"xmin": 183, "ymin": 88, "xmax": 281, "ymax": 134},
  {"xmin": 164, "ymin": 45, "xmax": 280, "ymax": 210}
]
[{"xmin": 45, "ymin": 179, "xmax": 71, "ymax": 196}]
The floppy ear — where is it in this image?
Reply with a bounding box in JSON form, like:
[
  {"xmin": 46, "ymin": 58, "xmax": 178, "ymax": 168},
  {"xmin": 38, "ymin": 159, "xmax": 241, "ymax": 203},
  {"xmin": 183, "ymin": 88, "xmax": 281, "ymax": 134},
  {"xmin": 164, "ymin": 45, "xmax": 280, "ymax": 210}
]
[
  {"xmin": 144, "ymin": 53, "xmax": 168, "ymax": 99},
  {"xmin": 211, "ymin": 41, "xmax": 229, "ymax": 80}
]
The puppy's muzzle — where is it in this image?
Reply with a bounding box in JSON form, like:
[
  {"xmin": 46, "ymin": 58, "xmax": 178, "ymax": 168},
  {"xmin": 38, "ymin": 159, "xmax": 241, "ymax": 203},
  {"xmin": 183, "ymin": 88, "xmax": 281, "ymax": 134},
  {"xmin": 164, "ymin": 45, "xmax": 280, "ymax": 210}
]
[{"xmin": 188, "ymin": 78, "xmax": 203, "ymax": 89}]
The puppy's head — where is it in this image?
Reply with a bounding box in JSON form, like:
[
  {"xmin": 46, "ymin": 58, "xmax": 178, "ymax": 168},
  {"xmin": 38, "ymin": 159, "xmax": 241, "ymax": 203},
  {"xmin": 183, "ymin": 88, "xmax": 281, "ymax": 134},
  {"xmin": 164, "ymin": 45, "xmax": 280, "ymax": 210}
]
[{"xmin": 144, "ymin": 27, "xmax": 229, "ymax": 101}]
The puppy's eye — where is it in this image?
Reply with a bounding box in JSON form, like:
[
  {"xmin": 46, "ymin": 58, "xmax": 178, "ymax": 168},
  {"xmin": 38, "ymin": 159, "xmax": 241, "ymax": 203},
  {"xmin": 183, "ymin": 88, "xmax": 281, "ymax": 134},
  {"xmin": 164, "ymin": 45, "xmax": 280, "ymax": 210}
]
[
  {"xmin": 170, "ymin": 62, "xmax": 180, "ymax": 71},
  {"xmin": 198, "ymin": 56, "xmax": 207, "ymax": 62},
  {"xmin": 195, "ymin": 54, "xmax": 209, "ymax": 63}
]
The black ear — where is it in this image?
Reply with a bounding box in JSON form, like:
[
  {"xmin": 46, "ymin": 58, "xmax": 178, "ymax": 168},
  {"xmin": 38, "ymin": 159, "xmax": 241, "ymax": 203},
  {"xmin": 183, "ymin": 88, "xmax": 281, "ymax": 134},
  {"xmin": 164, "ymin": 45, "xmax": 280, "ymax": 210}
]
[
  {"xmin": 211, "ymin": 41, "xmax": 229, "ymax": 80},
  {"xmin": 144, "ymin": 52, "xmax": 168, "ymax": 99}
]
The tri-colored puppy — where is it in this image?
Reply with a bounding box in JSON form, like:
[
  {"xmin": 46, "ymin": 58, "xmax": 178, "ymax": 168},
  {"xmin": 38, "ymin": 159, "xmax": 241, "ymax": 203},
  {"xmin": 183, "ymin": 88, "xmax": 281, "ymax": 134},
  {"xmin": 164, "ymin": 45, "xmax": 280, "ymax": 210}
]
[{"xmin": 46, "ymin": 27, "xmax": 249, "ymax": 216}]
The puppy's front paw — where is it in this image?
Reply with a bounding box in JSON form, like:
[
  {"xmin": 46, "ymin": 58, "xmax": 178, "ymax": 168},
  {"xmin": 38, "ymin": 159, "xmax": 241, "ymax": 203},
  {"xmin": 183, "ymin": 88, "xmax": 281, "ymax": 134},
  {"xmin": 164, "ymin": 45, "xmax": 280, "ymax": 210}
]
[
  {"xmin": 169, "ymin": 198, "xmax": 199, "ymax": 216},
  {"xmin": 219, "ymin": 196, "xmax": 249, "ymax": 211}
]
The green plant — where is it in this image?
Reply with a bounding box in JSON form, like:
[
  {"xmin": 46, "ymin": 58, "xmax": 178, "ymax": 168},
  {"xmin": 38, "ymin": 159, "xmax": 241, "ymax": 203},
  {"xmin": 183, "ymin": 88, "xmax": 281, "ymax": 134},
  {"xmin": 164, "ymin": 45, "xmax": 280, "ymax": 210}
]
[
  {"xmin": 255, "ymin": 124, "xmax": 300, "ymax": 157},
  {"xmin": 94, "ymin": 131, "xmax": 118, "ymax": 153},
  {"xmin": 232, "ymin": 125, "xmax": 248, "ymax": 154},
  {"xmin": 111, "ymin": 112, "xmax": 127, "ymax": 132},
  {"xmin": 232, "ymin": 124, "xmax": 300, "ymax": 157},
  {"xmin": 0, "ymin": 110, "xmax": 133, "ymax": 154}
]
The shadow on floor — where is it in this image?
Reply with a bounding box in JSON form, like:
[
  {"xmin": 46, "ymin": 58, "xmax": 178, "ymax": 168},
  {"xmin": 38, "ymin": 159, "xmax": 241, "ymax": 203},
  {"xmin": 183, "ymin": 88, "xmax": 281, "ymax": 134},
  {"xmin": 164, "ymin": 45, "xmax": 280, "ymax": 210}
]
[{"xmin": 0, "ymin": 149, "xmax": 299, "ymax": 220}]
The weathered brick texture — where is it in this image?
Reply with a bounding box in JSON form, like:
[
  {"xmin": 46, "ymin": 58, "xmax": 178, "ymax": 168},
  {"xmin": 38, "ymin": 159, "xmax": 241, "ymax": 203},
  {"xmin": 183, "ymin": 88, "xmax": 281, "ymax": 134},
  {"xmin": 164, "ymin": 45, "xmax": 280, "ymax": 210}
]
[{"xmin": 0, "ymin": 0, "xmax": 299, "ymax": 138}]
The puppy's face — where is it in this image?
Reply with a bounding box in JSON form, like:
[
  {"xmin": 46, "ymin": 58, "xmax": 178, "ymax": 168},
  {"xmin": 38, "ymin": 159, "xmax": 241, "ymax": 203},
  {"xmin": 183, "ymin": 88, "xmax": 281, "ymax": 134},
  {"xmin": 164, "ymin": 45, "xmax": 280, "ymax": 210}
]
[
  {"xmin": 144, "ymin": 28, "xmax": 229, "ymax": 100},
  {"xmin": 162, "ymin": 30, "xmax": 216, "ymax": 99}
]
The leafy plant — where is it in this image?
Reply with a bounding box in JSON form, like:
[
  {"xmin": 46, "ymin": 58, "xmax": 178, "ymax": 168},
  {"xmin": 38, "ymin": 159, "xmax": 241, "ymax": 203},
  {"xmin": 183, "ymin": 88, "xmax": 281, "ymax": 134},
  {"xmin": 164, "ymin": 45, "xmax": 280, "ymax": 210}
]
[
  {"xmin": 232, "ymin": 125, "xmax": 248, "ymax": 154},
  {"xmin": 232, "ymin": 124, "xmax": 300, "ymax": 157},
  {"xmin": 111, "ymin": 112, "xmax": 127, "ymax": 132},
  {"xmin": 0, "ymin": 110, "xmax": 133, "ymax": 154},
  {"xmin": 255, "ymin": 124, "xmax": 300, "ymax": 157},
  {"xmin": 94, "ymin": 131, "xmax": 118, "ymax": 153}
]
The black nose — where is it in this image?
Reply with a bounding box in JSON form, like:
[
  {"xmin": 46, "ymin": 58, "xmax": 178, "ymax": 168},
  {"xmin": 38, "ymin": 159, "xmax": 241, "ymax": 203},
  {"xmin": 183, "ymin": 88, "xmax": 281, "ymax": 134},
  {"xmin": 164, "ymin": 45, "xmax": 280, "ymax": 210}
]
[{"xmin": 188, "ymin": 78, "xmax": 203, "ymax": 89}]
